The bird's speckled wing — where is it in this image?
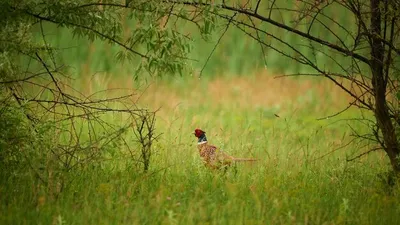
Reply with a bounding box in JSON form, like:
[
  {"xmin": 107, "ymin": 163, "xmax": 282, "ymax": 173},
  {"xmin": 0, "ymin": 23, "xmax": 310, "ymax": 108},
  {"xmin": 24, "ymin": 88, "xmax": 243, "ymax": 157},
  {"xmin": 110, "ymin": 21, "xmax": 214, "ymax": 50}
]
[{"xmin": 199, "ymin": 144, "xmax": 235, "ymax": 168}]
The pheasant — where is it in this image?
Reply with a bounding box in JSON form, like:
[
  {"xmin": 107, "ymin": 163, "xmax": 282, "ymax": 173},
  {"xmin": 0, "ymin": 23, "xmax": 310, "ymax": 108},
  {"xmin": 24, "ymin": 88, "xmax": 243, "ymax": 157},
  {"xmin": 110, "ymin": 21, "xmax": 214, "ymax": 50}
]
[{"xmin": 193, "ymin": 129, "xmax": 257, "ymax": 169}]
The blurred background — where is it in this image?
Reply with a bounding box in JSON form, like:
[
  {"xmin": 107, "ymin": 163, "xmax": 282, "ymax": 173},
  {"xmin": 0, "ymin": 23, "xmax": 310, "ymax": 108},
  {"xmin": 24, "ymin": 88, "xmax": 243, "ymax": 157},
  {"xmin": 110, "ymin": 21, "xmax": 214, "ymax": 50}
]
[{"xmin": 4, "ymin": 1, "xmax": 398, "ymax": 224}]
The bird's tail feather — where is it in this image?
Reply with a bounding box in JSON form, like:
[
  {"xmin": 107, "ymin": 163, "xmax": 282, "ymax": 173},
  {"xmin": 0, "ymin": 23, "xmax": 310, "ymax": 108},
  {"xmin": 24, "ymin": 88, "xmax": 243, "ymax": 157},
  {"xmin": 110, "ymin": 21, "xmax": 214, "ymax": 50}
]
[{"xmin": 232, "ymin": 158, "xmax": 258, "ymax": 162}]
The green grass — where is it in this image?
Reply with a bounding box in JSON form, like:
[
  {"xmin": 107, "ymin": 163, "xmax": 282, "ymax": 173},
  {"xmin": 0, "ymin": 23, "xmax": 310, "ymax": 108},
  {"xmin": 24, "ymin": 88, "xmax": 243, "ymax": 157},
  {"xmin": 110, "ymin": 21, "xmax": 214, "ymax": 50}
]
[
  {"xmin": 1, "ymin": 73, "xmax": 400, "ymax": 225},
  {"xmin": 3, "ymin": 163, "xmax": 398, "ymax": 225}
]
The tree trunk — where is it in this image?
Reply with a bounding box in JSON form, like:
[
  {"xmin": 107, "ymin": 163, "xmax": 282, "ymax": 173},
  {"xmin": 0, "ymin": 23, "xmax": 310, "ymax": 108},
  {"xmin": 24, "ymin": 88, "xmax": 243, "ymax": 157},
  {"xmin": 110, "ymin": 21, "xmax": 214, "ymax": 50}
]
[{"xmin": 370, "ymin": 0, "xmax": 400, "ymax": 175}]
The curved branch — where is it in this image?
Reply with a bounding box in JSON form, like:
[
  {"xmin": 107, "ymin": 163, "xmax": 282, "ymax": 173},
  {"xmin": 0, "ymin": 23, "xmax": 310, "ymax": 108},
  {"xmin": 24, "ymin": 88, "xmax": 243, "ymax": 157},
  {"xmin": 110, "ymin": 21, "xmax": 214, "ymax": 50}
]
[
  {"xmin": 15, "ymin": 7, "xmax": 148, "ymax": 59},
  {"xmin": 164, "ymin": 0, "xmax": 371, "ymax": 65}
]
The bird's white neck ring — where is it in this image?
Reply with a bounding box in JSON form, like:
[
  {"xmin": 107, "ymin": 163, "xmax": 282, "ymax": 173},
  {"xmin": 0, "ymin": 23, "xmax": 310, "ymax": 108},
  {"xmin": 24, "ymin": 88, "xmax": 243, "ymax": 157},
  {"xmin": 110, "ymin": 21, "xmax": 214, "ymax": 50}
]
[{"xmin": 197, "ymin": 141, "xmax": 208, "ymax": 145}]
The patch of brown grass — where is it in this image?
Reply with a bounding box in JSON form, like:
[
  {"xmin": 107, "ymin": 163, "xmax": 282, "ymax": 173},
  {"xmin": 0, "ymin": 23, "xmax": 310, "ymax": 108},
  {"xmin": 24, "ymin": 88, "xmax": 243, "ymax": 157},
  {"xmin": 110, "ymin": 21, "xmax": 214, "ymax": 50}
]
[{"xmin": 87, "ymin": 70, "xmax": 354, "ymax": 120}]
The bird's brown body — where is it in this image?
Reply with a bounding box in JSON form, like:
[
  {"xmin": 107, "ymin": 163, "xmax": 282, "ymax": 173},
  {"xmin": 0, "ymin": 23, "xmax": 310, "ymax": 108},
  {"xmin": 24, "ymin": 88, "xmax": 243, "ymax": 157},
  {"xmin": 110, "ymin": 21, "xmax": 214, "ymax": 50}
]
[{"xmin": 194, "ymin": 129, "xmax": 256, "ymax": 169}]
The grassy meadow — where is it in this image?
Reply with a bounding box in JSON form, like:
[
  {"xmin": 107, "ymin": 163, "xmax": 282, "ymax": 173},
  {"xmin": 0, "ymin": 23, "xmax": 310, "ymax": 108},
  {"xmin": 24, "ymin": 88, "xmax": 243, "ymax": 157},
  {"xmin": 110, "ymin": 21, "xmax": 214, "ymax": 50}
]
[
  {"xmin": 2, "ymin": 70, "xmax": 400, "ymax": 224},
  {"xmin": 2, "ymin": 6, "xmax": 400, "ymax": 224}
]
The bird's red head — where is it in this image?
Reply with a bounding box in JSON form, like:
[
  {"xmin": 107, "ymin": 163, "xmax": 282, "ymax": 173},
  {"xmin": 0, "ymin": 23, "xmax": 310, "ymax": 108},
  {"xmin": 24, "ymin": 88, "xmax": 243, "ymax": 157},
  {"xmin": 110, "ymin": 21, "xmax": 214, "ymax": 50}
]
[{"xmin": 194, "ymin": 129, "xmax": 205, "ymax": 138}]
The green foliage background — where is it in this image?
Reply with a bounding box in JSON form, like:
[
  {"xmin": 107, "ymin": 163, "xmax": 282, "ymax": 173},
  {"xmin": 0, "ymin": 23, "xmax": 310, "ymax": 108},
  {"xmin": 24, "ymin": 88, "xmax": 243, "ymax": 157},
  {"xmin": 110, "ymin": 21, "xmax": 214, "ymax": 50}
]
[{"xmin": 44, "ymin": 0, "xmax": 357, "ymax": 78}]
